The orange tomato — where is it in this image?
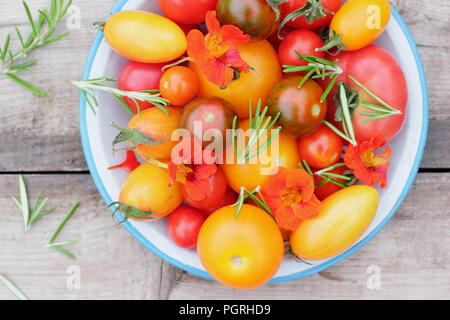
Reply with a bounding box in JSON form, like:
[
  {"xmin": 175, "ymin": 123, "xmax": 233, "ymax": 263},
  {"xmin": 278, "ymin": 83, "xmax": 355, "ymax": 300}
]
[
  {"xmin": 190, "ymin": 40, "xmax": 282, "ymax": 118},
  {"xmin": 119, "ymin": 162, "xmax": 183, "ymax": 221},
  {"xmin": 128, "ymin": 107, "xmax": 182, "ymax": 160},
  {"xmin": 222, "ymin": 118, "xmax": 300, "ymax": 193},
  {"xmin": 197, "ymin": 204, "xmax": 284, "ymax": 289},
  {"xmin": 290, "ymin": 185, "xmax": 379, "ymax": 260},
  {"xmin": 104, "ymin": 11, "xmax": 187, "ymax": 63},
  {"xmin": 160, "ymin": 66, "xmax": 199, "ymax": 106}
]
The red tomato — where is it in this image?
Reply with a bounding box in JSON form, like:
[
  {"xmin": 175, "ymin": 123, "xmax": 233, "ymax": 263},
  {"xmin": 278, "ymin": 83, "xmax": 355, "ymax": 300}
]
[
  {"xmin": 118, "ymin": 61, "xmax": 164, "ymax": 114},
  {"xmin": 298, "ymin": 124, "xmax": 343, "ymax": 169},
  {"xmin": 278, "ymin": 29, "xmax": 325, "ymax": 75},
  {"xmin": 168, "ymin": 205, "xmax": 205, "ymax": 249},
  {"xmin": 201, "ymin": 188, "xmax": 238, "ymax": 217},
  {"xmin": 158, "ymin": 0, "xmax": 217, "ymax": 24},
  {"xmin": 177, "ymin": 23, "xmax": 201, "ymax": 35},
  {"xmin": 280, "ymin": 0, "xmax": 342, "ymax": 30},
  {"xmin": 160, "ymin": 66, "xmax": 199, "ymax": 106},
  {"xmin": 314, "ymin": 164, "xmax": 349, "ymax": 200},
  {"xmin": 183, "ymin": 168, "xmax": 228, "ymax": 210},
  {"xmin": 323, "ymin": 45, "xmax": 408, "ymax": 142}
]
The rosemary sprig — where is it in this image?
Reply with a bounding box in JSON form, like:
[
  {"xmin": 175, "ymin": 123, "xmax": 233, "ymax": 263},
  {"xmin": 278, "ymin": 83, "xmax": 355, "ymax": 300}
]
[
  {"xmin": 316, "ymin": 29, "xmax": 348, "ymax": 56},
  {"xmin": 323, "ymin": 83, "xmax": 357, "ymax": 146},
  {"xmin": 283, "ymin": 52, "xmax": 342, "ymax": 102},
  {"xmin": 232, "ymin": 99, "xmax": 281, "ymax": 164},
  {"xmin": 314, "ymin": 163, "xmax": 351, "ymax": 189},
  {"xmin": 0, "ymin": 274, "xmax": 29, "ymax": 300},
  {"xmin": 231, "ymin": 186, "xmax": 273, "ymax": 218},
  {"xmin": 11, "ymin": 175, "xmax": 56, "ymax": 231},
  {"xmin": 111, "ymin": 122, "xmax": 162, "ymax": 154},
  {"xmin": 0, "ymin": 0, "xmax": 72, "ymax": 96},
  {"xmin": 47, "ymin": 202, "xmax": 80, "ymax": 260},
  {"xmin": 72, "ymin": 78, "xmax": 170, "ymax": 116},
  {"xmin": 108, "ymin": 202, "xmax": 158, "ymax": 224}
]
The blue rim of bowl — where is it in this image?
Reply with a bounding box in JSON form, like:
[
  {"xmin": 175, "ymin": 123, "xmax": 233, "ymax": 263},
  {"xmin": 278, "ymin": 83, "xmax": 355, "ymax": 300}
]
[{"xmin": 79, "ymin": 0, "xmax": 429, "ymax": 284}]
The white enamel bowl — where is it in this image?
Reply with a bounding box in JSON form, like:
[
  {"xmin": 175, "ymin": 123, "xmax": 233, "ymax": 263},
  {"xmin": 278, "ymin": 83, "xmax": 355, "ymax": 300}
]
[{"xmin": 79, "ymin": 0, "xmax": 429, "ymax": 283}]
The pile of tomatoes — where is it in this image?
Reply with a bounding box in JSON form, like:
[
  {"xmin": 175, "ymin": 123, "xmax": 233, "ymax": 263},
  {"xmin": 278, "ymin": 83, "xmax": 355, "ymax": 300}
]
[{"xmin": 99, "ymin": 0, "xmax": 408, "ymax": 289}]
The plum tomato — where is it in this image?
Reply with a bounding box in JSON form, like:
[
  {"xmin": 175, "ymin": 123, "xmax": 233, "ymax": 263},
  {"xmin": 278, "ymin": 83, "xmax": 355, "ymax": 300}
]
[
  {"xmin": 158, "ymin": 0, "xmax": 217, "ymax": 24},
  {"xmin": 200, "ymin": 188, "xmax": 239, "ymax": 218},
  {"xmin": 278, "ymin": 29, "xmax": 325, "ymax": 74},
  {"xmin": 168, "ymin": 205, "xmax": 205, "ymax": 249},
  {"xmin": 298, "ymin": 124, "xmax": 343, "ymax": 169},
  {"xmin": 267, "ymin": 76, "xmax": 327, "ymax": 137},
  {"xmin": 179, "ymin": 97, "xmax": 237, "ymax": 148},
  {"xmin": 118, "ymin": 61, "xmax": 164, "ymax": 114},
  {"xmin": 160, "ymin": 66, "xmax": 199, "ymax": 106},
  {"xmin": 183, "ymin": 167, "xmax": 228, "ymax": 210},
  {"xmin": 314, "ymin": 163, "xmax": 349, "ymax": 200},
  {"xmin": 280, "ymin": 0, "xmax": 342, "ymax": 30},
  {"xmin": 216, "ymin": 0, "xmax": 277, "ymax": 42}
]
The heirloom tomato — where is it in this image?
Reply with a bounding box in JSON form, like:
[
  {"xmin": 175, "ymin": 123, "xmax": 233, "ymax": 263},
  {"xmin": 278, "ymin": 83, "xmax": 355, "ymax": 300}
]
[
  {"xmin": 128, "ymin": 107, "xmax": 182, "ymax": 160},
  {"xmin": 179, "ymin": 97, "xmax": 237, "ymax": 148},
  {"xmin": 201, "ymin": 188, "xmax": 238, "ymax": 218},
  {"xmin": 104, "ymin": 11, "xmax": 187, "ymax": 63},
  {"xmin": 267, "ymin": 76, "xmax": 327, "ymax": 137},
  {"xmin": 280, "ymin": 0, "xmax": 342, "ymax": 30},
  {"xmin": 190, "ymin": 40, "xmax": 282, "ymax": 119},
  {"xmin": 168, "ymin": 205, "xmax": 205, "ymax": 249},
  {"xmin": 329, "ymin": 0, "xmax": 391, "ymax": 51},
  {"xmin": 197, "ymin": 204, "xmax": 284, "ymax": 289},
  {"xmin": 159, "ymin": 66, "xmax": 199, "ymax": 106},
  {"xmin": 158, "ymin": 0, "xmax": 217, "ymax": 24},
  {"xmin": 118, "ymin": 61, "xmax": 164, "ymax": 114},
  {"xmin": 323, "ymin": 45, "xmax": 407, "ymax": 142},
  {"xmin": 298, "ymin": 124, "xmax": 343, "ymax": 169},
  {"xmin": 313, "ymin": 163, "xmax": 348, "ymax": 200},
  {"xmin": 222, "ymin": 119, "xmax": 300, "ymax": 193},
  {"xmin": 216, "ymin": 0, "xmax": 277, "ymax": 42},
  {"xmin": 290, "ymin": 185, "xmax": 379, "ymax": 260},
  {"xmin": 119, "ymin": 162, "xmax": 183, "ymax": 221}
]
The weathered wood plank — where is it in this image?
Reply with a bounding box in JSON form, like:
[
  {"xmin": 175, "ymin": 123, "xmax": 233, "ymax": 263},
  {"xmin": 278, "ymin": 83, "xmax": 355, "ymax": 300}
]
[
  {"xmin": 0, "ymin": 0, "xmax": 448, "ymax": 171},
  {"xmin": 0, "ymin": 172, "xmax": 449, "ymax": 300}
]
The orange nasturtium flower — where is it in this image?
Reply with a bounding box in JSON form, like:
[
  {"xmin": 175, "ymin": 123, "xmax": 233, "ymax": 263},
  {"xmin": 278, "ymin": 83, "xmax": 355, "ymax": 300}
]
[
  {"xmin": 344, "ymin": 136, "xmax": 391, "ymax": 189},
  {"xmin": 186, "ymin": 10, "xmax": 251, "ymax": 87},
  {"xmin": 168, "ymin": 138, "xmax": 217, "ymax": 202},
  {"xmin": 262, "ymin": 168, "xmax": 321, "ymax": 231}
]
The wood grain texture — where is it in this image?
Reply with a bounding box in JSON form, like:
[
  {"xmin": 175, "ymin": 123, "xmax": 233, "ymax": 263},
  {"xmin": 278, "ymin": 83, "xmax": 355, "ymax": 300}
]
[
  {"xmin": 0, "ymin": 173, "xmax": 449, "ymax": 300},
  {"xmin": 0, "ymin": 0, "xmax": 448, "ymax": 170}
]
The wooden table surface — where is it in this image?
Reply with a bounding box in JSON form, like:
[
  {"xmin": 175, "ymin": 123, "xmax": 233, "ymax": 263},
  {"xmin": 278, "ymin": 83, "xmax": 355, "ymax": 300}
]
[{"xmin": 1, "ymin": 0, "xmax": 449, "ymax": 300}]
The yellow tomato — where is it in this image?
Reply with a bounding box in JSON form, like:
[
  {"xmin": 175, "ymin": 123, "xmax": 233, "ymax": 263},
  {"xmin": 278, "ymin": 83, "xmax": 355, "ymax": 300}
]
[
  {"xmin": 290, "ymin": 185, "xmax": 379, "ymax": 260},
  {"xmin": 128, "ymin": 107, "xmax": 182, "ymax": 160},
  {"xmin": 197, "ymin": 204, "xmax": 284, "ymax": 289},
  {"xmin": 104, "ymin": 11, "xmax": 187, "ymax": 63},
  {"xmin": 119, "ymin": 162, "xmax": 183, "ymax": 221},
  {"xmin": 222, "ymin": 118, "xmax": 300, "ymax": 193},
  {"xmin": 331, "ymin": 0, "xmax": 391, "ymax": 51},
  {"xmin": 190, "ymin": 40, "xmax": 282, "ymax": 119}
]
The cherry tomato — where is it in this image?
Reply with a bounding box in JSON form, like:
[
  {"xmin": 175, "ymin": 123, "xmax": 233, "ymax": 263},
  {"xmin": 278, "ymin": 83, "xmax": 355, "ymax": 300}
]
[
  {"xmin": 197, "ymin": 204, "xmax": 284, "ymax": 289},
  {"xmin": 179, "ymin": 97, "xmax": 237, "ymax": 148},
  {"xmin": 330, "ymin": 0, "xmax": 391, "ymax": 51},
  {"xmin": 267, "ymin": 76, "xmax": 327, "ymax": 137},
  {"xmin": 183, "ymin": 168, "xmax": 228, "ymax": 210},
  {"xmin": 118, "ymin": 61, "xmax": 164, "ymax": 114},
  {"xmin": 216, "ymin": 0, "xmax": 277, "ymax": 42},
  {"xmin": 168, "ymin": 205, "xmax": 205, "ymax": 249},
  {"xmin": 278, "ymin": 29, "xmax": 325, "ymax": 74},
  {"xmin": 201, "ymin": 188, "xmax": 238, "ymax": 217},
  {"xmin": 298, "ymin": 124, "xmax": 343, "ymax": 169},
  {"xmin": 280, "ymin": 0, "xmax": 342, "ymax": 30},
  {"xmin": 158, "ymin": 0, "xmax": 217, "ymax": 24},
  {"xmin": 314, "ymin": 163, "xmax": 348, "ymax": 200},
  {"xmin": 160, "ymin": 66, "xmax": 199, "ymax": 106}
]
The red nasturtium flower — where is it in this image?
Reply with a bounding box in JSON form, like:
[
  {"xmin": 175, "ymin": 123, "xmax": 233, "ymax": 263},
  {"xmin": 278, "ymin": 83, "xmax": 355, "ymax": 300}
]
[
  {"xmin": 187, "ymin": 10, "xmax": 251, "ymax": 87},
  {"xmin": 344, "ymin": 136, "xmax": 391, "ymax": 188},
  {"xmin": 168, "ymin": 138, "xmax": 218, "ymax": 202},
  {"xmin": 262, "ymin": 168, "xmax": 321, "ymax": 231},
  {"xmin": 108, "ymin": 150, "xmax": 141, "ymax": 172}
]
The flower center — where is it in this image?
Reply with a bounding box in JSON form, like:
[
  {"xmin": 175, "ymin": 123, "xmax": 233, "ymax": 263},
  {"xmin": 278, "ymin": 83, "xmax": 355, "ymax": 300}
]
[
  {"xmin": 280, "ymin": 188, "xmax": 303, "ymax": 207},
  {"xmin": 361, "ymin": 150, "xmax": 387, "ymax": 168},
  {"xmin": 176, "ymin": 164, "xmax": 194, "ymax": 184},
  {"xmin": 205, "ymin": 34, "xmax": 229, "ymax": 58}
]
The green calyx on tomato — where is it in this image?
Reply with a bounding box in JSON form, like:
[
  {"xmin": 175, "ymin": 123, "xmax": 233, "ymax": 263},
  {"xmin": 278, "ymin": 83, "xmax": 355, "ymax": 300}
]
[
  {"xmin": 110, "ymin": 122, "xmax": 162, "ymax": 154},
  {"xmin": 108, "ymin": 202, "xmax": 157, "ymax": 223}
]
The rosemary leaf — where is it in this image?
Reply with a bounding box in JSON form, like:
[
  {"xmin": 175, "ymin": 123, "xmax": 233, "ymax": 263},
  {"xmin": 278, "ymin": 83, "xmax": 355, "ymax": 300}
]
[
  {"xmin": 0, "ymin": 274, "xmax": 29, "ymax": 300},
  {"xmin": 4, "ymin": 73, "xmax": 48, "ymax": 97},
  {"xmin": 50, "ymin": 246, "xmax": 76, "ymax": 260},
  {"xmin": 48, "ymin": 202, "xmax": 80, "ymax": 244}
]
